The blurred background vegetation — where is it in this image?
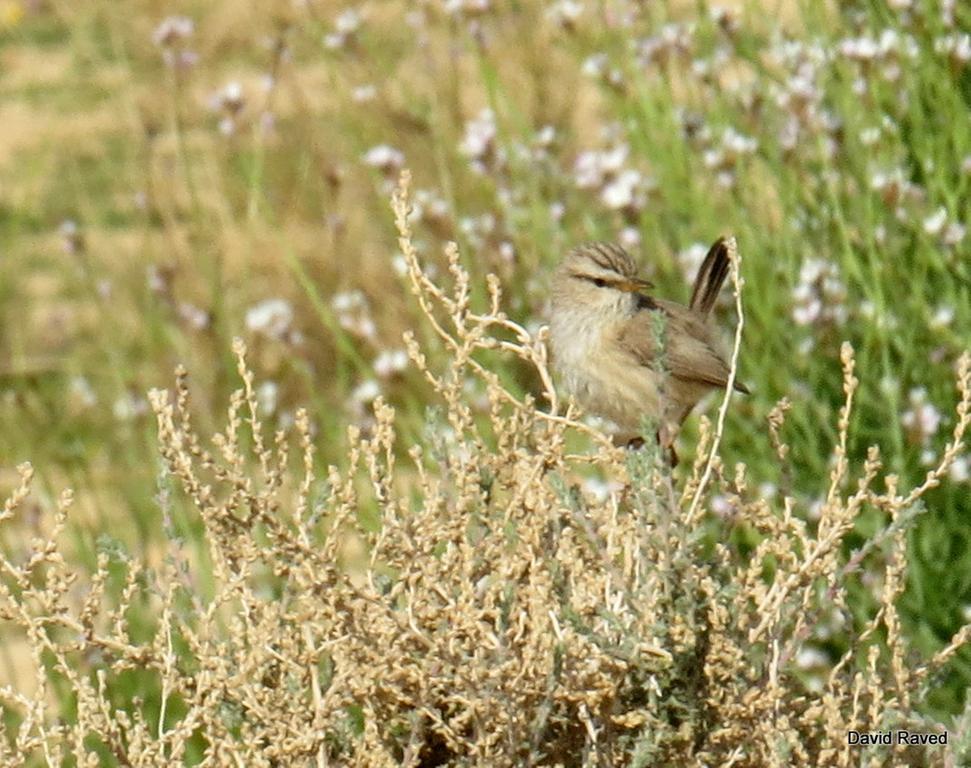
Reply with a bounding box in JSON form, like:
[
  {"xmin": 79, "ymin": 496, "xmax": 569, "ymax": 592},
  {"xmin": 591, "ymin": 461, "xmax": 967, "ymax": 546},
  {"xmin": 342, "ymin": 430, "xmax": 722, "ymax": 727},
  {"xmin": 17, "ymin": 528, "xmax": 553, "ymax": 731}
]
[{"xmin": 1, "ymin": 0, "xmax": 969, "ymax": 715}]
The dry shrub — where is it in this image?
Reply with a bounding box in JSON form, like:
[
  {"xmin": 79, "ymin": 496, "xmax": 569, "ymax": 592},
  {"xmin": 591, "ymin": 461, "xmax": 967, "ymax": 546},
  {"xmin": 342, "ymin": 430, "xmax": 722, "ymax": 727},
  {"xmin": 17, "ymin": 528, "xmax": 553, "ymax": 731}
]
[{"xmin": 1, "ymin": 172, "xmax": 970, "ymax": 767}]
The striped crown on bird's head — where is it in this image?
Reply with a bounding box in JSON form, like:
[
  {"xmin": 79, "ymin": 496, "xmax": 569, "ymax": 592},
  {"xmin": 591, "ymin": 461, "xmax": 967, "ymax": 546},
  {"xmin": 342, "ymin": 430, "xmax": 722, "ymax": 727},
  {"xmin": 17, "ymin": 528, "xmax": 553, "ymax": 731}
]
[{"xmin": 566, "ymin": 242, "xmax": 638, "ymax": 280}]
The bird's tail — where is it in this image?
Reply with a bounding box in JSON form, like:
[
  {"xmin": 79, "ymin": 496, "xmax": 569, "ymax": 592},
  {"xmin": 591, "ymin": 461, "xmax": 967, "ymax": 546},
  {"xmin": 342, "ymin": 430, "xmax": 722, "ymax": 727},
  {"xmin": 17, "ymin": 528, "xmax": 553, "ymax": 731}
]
[{"xmin": 689, "ymin": 236, "xmax": 731, "ymax": 317}]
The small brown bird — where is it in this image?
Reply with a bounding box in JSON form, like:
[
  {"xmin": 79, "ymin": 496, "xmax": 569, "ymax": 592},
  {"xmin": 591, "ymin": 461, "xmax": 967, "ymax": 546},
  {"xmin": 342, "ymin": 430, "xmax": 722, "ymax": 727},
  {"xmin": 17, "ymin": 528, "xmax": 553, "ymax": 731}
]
[{"xmin": 549, "ymin": 237, "xmax": 748, "ymax": 452}]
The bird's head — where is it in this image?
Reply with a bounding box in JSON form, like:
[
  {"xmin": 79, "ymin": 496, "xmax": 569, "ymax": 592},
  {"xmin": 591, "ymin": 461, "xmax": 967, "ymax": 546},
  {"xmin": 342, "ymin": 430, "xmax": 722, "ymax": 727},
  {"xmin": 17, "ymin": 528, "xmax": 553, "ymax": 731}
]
[{"xmin": 551, "ymin": 242, "xmax": 654, "ymax": 315}]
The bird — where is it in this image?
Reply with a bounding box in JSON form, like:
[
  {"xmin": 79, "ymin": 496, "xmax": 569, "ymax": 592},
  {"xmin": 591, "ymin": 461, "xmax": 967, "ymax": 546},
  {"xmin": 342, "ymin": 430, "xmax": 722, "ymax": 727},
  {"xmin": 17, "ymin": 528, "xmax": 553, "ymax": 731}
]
[{"xmin": 548, "ymin": 237, "xmax": 748, "ymax": 456}]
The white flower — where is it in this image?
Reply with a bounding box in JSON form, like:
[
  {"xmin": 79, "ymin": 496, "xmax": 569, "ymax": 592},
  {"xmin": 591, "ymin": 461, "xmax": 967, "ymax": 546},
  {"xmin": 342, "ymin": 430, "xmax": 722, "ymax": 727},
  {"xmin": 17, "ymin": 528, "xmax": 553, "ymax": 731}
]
[
  {"xmin": 257, "ymin": 381, "xmax": 279, "ymax": 415},
  {"xmin": 942, "ymin": 0, "xmax": 956, "ymax": 26},
  {"xmin": 935, "ymin": 33, "xmax": 971, "ymax": 62},
  {"xmin": 69, "ymin": 376, "xmax": 97, "ymax": 409},
  {"xmin": 711, "ymin": 495, "xmax": 732, "ymax": 517},
  {"xmin": 334, "ymin": 9, "xmax": 362, "ymax": 35},
  {"xmin": 153, "ymin": 16, "xmax": 194, "ymax": 47},
  {"xmin": 459, "ymin": 109, "xmax": 497, "ymax": 160},
  {"xmin": 619, "ymin": 227, "xmax": 641, "ymax": 250},
  {"xmin": 791, "ymin": 283, "xmax": 814, "ymax": 303},
  {"xmin": 535, "ymin": 125, "xmax": 556, "ymax": 146},
  {"xmin": 786, "ymin": 66, "xmax": 819, "ymax": 102},
  {"xmin": 350, "ymin": 317, "xmax": 376, "ymax": 339},
  {"xmin": 758, "ymin": 482, "xmax": 778, "ymax": 500},
  {"xmin": 60, "ymin": 219, "xmax": 83, "ymax": 255},
  {"xmin": 923, "ymin": 207, "xmax": 948, "ymax": 235},
  {"xmin": 351, "ymin": 379, "xmax": 381, "ymax": 404},
  {"xmin": 599, "ymin": 144, "xmax": 629, "ymax": 173},
  {"xmin": 323, "ymin": 33, "xmax": 344, "ymax": 49},
  {"xmin": 352, "ymin": 84, "xmax": 377, "ymax": 102},
  {"xmin": 581, "ymin": 477, "xmax": 622, "ymax": 503},
  {"xmin": 332, "ymin": 290, "xmax": 366, "ymax": 313},
  {"xmin": 799, "ymin": 259, "xmax": 829, "ymax": 283},
  {"xmin": 878, "ymin": 28, "xmax": 902, "ymax": 55},
  {"xmin": 573, "ymin": 151, "xmax": 604, "ymax": 188},
  {"xmin": 869, "ymin": 169, "xmax": 891, "ymax": 190},
  {"xmin": 804, "ymin": 675, "xmax": 824, "ymax": 693},
  {"xmin": 323, "ymin": 9, "xmax": 363, "ymax": 50},
  {"xmin": 702, "ymin": 148, "xmax": 724, "ymax": 169},
  {"xmin": 943, "ymin": 221, "xmax": 966, "ymax": 246},
  {"xmin": 444, "ymin": 0, "xmax": 490, "ymax": 15},
  {"xmin": 930, "ymin": 305, "xmax": 955, "ymax": 329},
  {"xmin": 245, "ymin": 298, "xmax": 294, "ymax": 339},
  {"xmin": 333, "ymin": 289, "xmax": 376, "ymax": 339},
  {"xmin": 412, "ymin": 190, "xmax": 450, "ymax": 223},
  {"xmin": 901, "ymin": 388, "xmax": 942, "ymax": 443},
  {"xmin": 373, "ymin": 349, "xmax": 409, "ymax": 378},
  {"xmin": 917, "ymin": 403, "xmax": 942, "ymax": 437},
  {"xmin": 581, "ymin": 53, "xmax": 607, "ymax": 77},
  {"xmin": 792, "ymin": 298, "xmax": 822, "ymax": 326},
  {"xmin": 178, "ymin": 302, "xmax": 210, "ymax": 330},
  {"xmin": 795, "ymin": 647, "xmax": 829, "ymax": 669},
  {"xmin": 362, "ymin": 145, "xmax": 405, "ymax": 172},
  {"xmin": 600, "ymin": 169, "xmax": 642, "ymax": 210},
  {"xmin": 950, "ymin": 455, "xmax": 970, "ymax": 483},
  {"xmin": 147, "ymin": 265, "xmax": 169, "ymax": 293},
  {"xmin": 547, "ymin": 0, "xmax": 583, "ymax": 25},
  {"xmin": 721, "ymin": 127, "xmax": 758, "ymax": 156},
  {"xmin": 113, "ymin": 393, "xmax": 148, "ymax": 421},
  {"xmin": 212, "ymin": 81, "xmax": 244, "ymax": 112},
  {"xmin": 839, "ymin": 36, "xmax": 879, "ymax": 61},
  {"xmin": 792, "ymin": 258, "xmax": 846, "ymax": 327},
  {"xmin": 691, "ymin": 58, "xmax": 711, "ymax": 78}
]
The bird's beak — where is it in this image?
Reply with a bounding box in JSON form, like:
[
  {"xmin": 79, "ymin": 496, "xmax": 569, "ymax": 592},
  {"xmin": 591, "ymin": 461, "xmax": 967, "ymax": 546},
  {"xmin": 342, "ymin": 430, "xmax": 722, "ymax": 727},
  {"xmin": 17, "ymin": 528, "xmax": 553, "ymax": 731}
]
[{"xmin": 616, "ymin": 277, "xmax": 654, "ymax": 293}]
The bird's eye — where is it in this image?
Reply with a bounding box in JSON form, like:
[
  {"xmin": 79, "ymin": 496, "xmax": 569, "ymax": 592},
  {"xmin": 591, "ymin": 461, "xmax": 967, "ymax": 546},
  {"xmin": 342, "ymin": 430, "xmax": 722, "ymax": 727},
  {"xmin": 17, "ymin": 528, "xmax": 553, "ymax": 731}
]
[{"xmin": 593, "ymin": 278, "xmax": 607, "ymax": 288}]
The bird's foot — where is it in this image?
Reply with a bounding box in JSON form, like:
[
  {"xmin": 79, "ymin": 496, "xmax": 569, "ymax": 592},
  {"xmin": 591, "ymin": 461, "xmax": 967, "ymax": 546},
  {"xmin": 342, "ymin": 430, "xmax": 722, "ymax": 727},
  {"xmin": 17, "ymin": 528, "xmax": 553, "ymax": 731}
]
[
  {"xmin": 620, "ymin": 431, "xmax": 678, "ymax": 468},
  {"xmin": 656, "ymin": 425, "xmax": 679, "ymax": 468}
]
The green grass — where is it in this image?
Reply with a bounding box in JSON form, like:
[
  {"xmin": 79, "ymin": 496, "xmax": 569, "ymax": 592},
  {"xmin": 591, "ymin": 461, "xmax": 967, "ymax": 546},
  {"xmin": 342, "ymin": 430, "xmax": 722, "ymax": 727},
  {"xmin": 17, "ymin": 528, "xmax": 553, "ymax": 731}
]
[{"xmin": 1, "ymin": 0, "xmax": 970, "ymax": 719}]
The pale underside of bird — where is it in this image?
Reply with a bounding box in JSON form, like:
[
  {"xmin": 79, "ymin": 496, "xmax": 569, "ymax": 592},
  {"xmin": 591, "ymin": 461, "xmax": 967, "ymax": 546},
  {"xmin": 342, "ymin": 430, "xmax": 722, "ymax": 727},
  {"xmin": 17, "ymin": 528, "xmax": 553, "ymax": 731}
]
[{"xmin": 549, "ymin": 238, "xmax": 747, "ymax": 447}]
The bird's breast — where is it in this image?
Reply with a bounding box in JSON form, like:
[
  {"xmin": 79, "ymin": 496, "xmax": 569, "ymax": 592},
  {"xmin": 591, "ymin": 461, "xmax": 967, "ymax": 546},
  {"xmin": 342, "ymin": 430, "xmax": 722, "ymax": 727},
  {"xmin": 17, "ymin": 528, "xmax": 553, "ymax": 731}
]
[{"xmin": 549, "ymin": 310, "xmax": 660, "ymax": 431}]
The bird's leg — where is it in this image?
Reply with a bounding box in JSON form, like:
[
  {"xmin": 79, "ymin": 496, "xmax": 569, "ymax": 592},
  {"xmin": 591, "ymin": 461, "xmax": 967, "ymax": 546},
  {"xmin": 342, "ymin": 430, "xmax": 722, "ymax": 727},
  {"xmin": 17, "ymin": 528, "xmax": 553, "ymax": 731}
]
[
  {"xmin": 617, "ymin": 428, "xmax": 677, "ymax": 468},
  {"xmin": 621, "ymin": 433, "xmax": 676, "ymax": 468},
  {"xmin": 656, "ymin": 423, "xmax": 679, "ymax": 468}
]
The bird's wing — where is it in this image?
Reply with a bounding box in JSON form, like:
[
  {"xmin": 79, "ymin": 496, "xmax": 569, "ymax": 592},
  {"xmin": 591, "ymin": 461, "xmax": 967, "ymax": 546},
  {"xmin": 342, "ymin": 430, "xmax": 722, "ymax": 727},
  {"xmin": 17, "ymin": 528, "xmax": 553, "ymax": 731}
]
[{"xmin": 619, "ymin": 298, "xmax": 749, "ymax": 393}]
